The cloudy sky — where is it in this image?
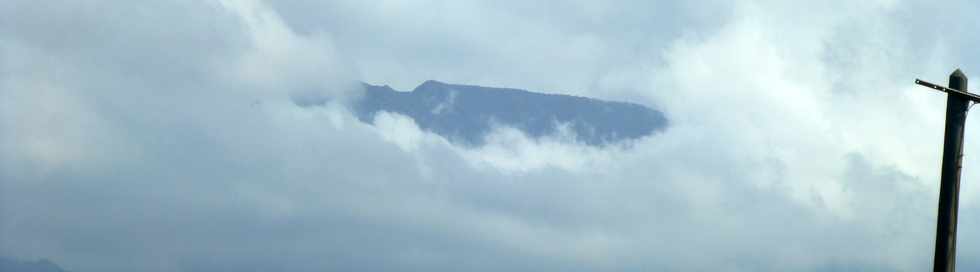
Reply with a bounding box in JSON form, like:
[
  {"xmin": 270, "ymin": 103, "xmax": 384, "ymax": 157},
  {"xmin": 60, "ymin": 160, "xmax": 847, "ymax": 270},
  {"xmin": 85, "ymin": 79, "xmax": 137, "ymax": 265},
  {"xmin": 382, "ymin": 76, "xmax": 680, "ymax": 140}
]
[{"xmin": 3, "ymin": 0, "xmax": 980, "ymax": 271}]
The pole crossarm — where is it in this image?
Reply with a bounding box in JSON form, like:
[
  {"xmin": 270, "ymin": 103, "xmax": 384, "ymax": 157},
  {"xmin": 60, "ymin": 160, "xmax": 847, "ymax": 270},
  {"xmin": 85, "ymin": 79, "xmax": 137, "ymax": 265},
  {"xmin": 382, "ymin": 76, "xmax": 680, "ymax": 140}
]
[{"xmin": 916, "ymin": 79, "xmax": 980, "ymax": 103}]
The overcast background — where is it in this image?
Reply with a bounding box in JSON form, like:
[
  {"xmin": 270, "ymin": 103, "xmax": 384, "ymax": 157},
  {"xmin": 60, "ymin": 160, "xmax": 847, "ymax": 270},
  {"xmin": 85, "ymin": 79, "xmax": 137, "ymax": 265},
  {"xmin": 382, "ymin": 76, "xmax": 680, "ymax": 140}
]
[{"xmin": 3, "ymin": 0, "xmax": 980, "ymax": 271}]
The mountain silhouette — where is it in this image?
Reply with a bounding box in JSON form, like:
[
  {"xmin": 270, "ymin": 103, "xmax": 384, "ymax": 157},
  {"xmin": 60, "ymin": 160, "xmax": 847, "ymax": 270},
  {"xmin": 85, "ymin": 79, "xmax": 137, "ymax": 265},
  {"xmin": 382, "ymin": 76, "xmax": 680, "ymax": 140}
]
[
  {"xmin": 352, "ymin": 80, "xmax": 667, "ymax": 146},
  {"xmin": 0, "ymin": 257, "xmax": 68, "ymax": 272}
]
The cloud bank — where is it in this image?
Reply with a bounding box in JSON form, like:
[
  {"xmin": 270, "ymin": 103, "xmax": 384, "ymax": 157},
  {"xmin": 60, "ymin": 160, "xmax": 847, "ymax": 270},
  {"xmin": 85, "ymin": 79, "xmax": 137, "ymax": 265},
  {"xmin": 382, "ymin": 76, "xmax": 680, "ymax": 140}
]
[{"xmin": 3, "ymin": 0, "xmax": 980, "ymax": 271}]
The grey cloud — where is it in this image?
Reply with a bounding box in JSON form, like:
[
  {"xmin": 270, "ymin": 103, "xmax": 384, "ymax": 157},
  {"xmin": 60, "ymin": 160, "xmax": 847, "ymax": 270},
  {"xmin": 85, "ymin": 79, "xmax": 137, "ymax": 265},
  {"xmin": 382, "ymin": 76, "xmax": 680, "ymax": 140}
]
[
  {"xmin": 263, "ymin": 0, "xmax": 735, "ymax": 101},
  {"xmin": 3, "ymin": 0, "xmax": 980, "ymax": 271}
]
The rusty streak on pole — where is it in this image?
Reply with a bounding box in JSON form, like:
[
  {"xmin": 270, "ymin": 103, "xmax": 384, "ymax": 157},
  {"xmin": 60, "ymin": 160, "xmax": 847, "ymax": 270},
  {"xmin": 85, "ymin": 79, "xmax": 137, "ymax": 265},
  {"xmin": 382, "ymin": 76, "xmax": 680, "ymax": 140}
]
[{"xmin": 935, "ymin": 69, "xmax": 969, "ymax": 272}]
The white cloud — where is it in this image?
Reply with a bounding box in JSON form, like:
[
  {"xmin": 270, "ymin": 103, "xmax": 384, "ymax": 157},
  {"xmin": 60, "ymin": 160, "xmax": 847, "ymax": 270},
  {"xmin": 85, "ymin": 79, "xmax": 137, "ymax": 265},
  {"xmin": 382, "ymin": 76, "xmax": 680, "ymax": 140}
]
[
  {"xmin": 429, "ymin": 89, "xmax": 456, "ymax": 115},
  {"xmin": 218, "ymin": 0, "xmax": 359, "ymax": 102}
]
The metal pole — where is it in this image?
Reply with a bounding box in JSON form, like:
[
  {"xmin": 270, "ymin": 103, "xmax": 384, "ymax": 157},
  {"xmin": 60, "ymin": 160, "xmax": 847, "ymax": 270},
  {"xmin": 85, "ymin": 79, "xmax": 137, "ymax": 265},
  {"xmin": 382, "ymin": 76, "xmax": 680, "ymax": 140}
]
[{"xmin": 935, "ymin": 69, "xmax": 969, "ymax": 272}]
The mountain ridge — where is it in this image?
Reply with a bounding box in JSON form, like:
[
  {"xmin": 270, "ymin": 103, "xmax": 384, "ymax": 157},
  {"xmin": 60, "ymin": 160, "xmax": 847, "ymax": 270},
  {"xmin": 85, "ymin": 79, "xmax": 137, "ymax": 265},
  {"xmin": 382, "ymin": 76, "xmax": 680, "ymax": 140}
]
[
  {"xmin": 0, "ymin": 257, "xmax": 68, "ymax": 272},
  {"xmin": 353, "ymin": 80, "xmax": 668, "ymax": 146}
]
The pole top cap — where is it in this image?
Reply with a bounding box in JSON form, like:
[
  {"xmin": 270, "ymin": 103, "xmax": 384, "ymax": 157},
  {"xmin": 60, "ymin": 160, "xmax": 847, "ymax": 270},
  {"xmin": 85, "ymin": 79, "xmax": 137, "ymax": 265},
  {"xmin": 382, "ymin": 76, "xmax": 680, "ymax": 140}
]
[
  {"xmin": 951, "ymin": 69, "xmax": 967, "ymax": 79},
  {"xmin": 950, "ymin": 69, "xmax": 968, "ymax": 91}
]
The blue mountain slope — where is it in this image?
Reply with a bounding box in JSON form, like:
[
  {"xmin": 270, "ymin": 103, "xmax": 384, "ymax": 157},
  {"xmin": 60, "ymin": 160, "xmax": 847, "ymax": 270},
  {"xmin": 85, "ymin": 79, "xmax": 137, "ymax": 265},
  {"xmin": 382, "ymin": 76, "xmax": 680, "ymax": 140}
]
[
  {"xmin": 0, "ymin": 257, "xmax": 68, "ymax": 272},
  {"xmin": 353, "ymin": 80, "xmax": 668, "ymax": 146}
]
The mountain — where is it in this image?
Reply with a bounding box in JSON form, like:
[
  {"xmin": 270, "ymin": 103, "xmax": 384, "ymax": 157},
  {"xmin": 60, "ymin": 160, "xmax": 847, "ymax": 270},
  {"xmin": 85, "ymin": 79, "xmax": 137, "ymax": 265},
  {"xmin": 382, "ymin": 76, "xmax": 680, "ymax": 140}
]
[
  {"xmin": 0, "ymin": 257, "xmax": 68, "ymax": 272},
  {"xmin": 352, "ymin": 80, "xmax": 667, "ymax": 146}
]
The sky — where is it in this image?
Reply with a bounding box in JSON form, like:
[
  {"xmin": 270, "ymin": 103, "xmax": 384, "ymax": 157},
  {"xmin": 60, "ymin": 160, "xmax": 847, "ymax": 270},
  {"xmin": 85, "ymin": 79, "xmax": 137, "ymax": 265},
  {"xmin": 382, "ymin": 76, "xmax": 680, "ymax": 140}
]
[{"xmin": 3, "ymin": 0, "xmax": 980, "ymax": 271}]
